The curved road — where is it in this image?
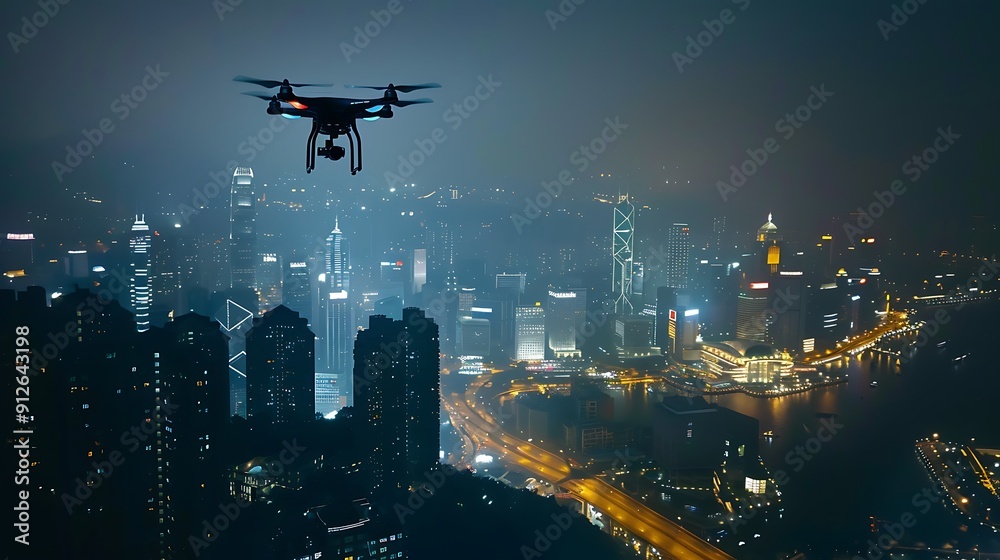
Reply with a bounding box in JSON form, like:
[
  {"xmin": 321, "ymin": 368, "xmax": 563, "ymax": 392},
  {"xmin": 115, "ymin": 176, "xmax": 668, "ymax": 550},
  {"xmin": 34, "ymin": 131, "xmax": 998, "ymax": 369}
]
[{"xmin": 445, "ymin": 375, "xmax": 735, "ymax": 560}]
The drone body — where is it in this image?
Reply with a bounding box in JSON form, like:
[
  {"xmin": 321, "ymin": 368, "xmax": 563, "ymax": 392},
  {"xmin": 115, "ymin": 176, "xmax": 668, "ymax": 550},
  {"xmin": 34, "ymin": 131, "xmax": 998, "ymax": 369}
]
[{"xmin": 235, "ymin": 76, "xmax": 439, "ymax": 175}]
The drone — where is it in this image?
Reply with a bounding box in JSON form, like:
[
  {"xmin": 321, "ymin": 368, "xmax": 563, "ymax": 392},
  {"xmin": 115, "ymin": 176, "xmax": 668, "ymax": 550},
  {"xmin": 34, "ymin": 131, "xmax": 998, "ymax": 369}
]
[{"xmin": 234, "ymin": 76, "xmax": 440, "ymax": 175}]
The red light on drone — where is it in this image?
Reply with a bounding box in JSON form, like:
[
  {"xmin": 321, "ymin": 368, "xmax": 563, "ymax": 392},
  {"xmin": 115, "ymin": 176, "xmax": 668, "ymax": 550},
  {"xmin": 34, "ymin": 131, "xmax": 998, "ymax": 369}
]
[{"xmin": 288, "ymin": 100, "xmax": 308, "ymax": 110}]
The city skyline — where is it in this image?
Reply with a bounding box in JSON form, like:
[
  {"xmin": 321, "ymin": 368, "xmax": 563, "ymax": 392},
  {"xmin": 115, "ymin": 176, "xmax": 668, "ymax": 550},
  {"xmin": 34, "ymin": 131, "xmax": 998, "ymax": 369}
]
[{"xmin": 2, "ymin": 2, "xmax": 999, "ymax": 560}]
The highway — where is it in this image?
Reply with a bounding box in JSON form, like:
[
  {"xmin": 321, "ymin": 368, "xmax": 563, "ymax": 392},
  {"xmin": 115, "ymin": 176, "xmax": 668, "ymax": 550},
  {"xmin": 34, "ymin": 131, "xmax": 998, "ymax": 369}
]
[
  {"xmin": 444, "ymin": 375, "xmax": 736, "ymax": 560},
  {"xmin": 804, "ymin": 312, "xmax": 913, "ymax": 365}
]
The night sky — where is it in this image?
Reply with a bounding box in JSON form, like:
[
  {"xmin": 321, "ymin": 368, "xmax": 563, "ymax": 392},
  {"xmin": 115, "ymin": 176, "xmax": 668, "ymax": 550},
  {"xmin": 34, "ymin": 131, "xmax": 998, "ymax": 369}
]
[{"xmin": 2, "ymin": 0, "xmax": 996, "ymax": 238}]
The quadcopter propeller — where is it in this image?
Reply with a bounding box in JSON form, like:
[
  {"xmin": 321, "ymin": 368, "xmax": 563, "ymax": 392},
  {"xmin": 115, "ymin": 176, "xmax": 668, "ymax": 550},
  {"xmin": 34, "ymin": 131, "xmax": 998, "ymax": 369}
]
[
  {"xmin": 234, "ymin": 75, "xmax": 333, "ymax": 89},
  {"xmin": 346, "ymin": 83, "xmax": 441, "ymax": 93},
  {"xmin": 390, "ymin": 98, "xmax": 434, "ymax": 107},
  {"xmin": 241, "ymin": 91, "xmax": 276, "ymax": 100}
]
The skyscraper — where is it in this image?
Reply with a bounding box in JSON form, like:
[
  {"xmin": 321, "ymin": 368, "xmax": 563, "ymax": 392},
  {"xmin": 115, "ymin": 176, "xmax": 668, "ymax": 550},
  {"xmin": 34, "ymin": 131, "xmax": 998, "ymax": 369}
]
[
  {"xmin": 322, "ymin": 219, "xmax": 353, "ymax": 405},
  {"xmin": 146, "ymin": 313, "xmax": 230, "ymax": 558},
  {"xmin": 712, "ymin": 216, "xmax": 727, "ymax": 259},
  {"xmin": 353, "ymin": 308, "xmax": 440, "ymax": 497},
  {"xmin": 665, "ymin": 223, "xmax": 691, "ymax": 289},
  {"xmin": 230, "ymin": 167, "xmax": 256, "ymax": 291},
  {"xmin": 283, "ymin": 257, "xmax": 312, "ymax": 322},
  {"xmin": 326, "ymin": 217, "xmax": 349, "ymax": 292},
  {"xmin": 425, "ymin": 220, "xmax": 454, "ymax": 287},
  {"xmin": 257, "ymin": 252, "xmax": 282, "ymax": 310},
  {"xmin": 515, "ymin": 305, "xmax": 545, "ymax": 361},
  {"xmin": 246, "ymin": 305, "xmax": 316, "ymax": 424},
  {"xmin": 612, "ymin": 195, "xmax": 635, "ymax": 315},
  {"xmin": 736, "ymin": 283, "xmax": 769, "ymax": 342},
  {"xmin": 129, "ymin": 215, "xmax": 152, "ymax": 332},
  {"xmin": 546, "ymin": 289, "xmax": 586, "ymax": 358}
]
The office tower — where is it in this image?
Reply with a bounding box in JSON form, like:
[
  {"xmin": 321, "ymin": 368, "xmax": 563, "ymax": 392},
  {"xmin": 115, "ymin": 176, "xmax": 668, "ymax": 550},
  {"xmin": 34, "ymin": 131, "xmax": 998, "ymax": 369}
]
[
  {"xmin": 712, "ymin": 216, "xmax": 727, "ymax": 259},
  {"xmin": 457, "ymin": 286, "xmax": 476, "ymax": 318},
  {"xmin": 655, "ymin": 287, "xmax": 693, "ymax": 352},
  {"xmin": 546, "ymin": 288, "xmax": 586, "ymax": 358},
  {"xmin": 476, "ymin": 290, "xmax": 516, "ymax": 359},
  {"xmin": 129, "ymin": 215, "xmax": 152, "ymax": 332},
  {"xmin": 326, "ymin": 218, "xmax": 349, "ymax": 292},
  {"xmin": 457, "ymin": 316, "xmax": 491, "ymax": 359},
  {"xmin": 214, "ymin": 296, "xmax": 253, "ymax": 418},
  {"xmin": 612, "ymin": 195, "xmax": 635, "ymax": 315},
  {"xmin": 230, "ymin": 167, "xmax": 256, "ymax": 291},
  {"xmin": 666, "ymin": 223, "xmax": 691, "ymax": 289},
  {"xmin": 496, "ymin": 272, "xmax": 527, "ymax": 294},
  {"xmin": 632, "ymin": 261, "xmax": 644, "ymax": 300},
  {"xmin": 322, "ymin": 221, "xmax": 353, "ymax": 401},
  {"xmin": 151, "ymin": 229, "xmax": 180, "ymax": 319},
  {"xmin": 736, "ymin": 282, "xmax": 770, "ymax": 342},
  {"xmin": 755, "ymin": 213, "xmax": 783, "ymax": 279},
  {"xmin": 246, "ymin": 305, "xmax": 316, "ymax": 424},
  {"xmin": 806, "ymin": 281, "xmax": 845, "ymax": 348},
  {"xmin": 64, "ymin": 249, "xmax": 88, "ymax": 278},
  {"xmin": 315, "ymin": 371, "xmax": 346, "ymax": 418},
  {"xmin": 0, "ymin": 232, "xmax": 34, "ymax": 271},
  {"xmin": 515, "ymin": 305, "xmax": 546, "ymax": 361},
  {"xmin": 283, "ymin": 257, "xmax": 312, "ymax": 322},
  {"xmin": 412, "ymin": 248, "xmax": 427, "ymax": 294},
  {"xmin": 257, "ymin": 252, "xmax": 283, "ymax": 310},
  {"xmin": 425, "ymin": 220, "xmax": 454, "ymax": 287},
  {"xmin": 379, "ymin": 259, "xmax": 407, "ymax": 300},
  {"xmin": 353, "ymin": 309, "xmax": 440, "ymax": 496}
]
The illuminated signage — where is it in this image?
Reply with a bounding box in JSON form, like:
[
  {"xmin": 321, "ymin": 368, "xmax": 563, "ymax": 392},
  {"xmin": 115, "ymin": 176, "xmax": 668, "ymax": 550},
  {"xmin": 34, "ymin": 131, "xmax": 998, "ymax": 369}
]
[
  {"xmin": 749, "ymin": 282, "xmax": 769, "ymax": 290},
  {"xmin": 548, "ymin": 291, "xmax": 576, "ymax": 298},
  {"xmin": 669, "ymin": 309, "xmax": 676, "ymax": 321},
  {"xmin": 684, "ymin": 309, "xmax": 699, "ymax": 317},
  {"xmin": 6, "ymin": 233, "xmax": 34, "ymax": 240}
]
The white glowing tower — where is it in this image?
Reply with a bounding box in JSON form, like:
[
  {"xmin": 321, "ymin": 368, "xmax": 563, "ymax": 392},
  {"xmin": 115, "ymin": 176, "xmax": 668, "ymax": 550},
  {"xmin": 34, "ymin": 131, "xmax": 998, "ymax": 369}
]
[{"xmin": 129, "ymin": 215, "xmax": 152, "ymax": 332}]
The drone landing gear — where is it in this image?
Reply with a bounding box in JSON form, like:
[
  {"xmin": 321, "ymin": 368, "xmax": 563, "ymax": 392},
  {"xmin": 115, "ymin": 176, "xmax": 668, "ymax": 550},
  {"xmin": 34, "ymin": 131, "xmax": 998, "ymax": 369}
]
[
  {"xmin": 306, "ymin": 120, "xmax": 320, "ymax": 174},
  {"xmin": 304, "ymin": 121, "xmax": 363, "ymax": 175}
]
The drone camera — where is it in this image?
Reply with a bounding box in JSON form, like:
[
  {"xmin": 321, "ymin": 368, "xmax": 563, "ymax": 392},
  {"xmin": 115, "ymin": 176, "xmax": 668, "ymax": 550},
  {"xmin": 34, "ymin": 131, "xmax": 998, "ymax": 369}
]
[{"xmin": 319, "ymin": 145, "xmax": 346, "ymax": 160}]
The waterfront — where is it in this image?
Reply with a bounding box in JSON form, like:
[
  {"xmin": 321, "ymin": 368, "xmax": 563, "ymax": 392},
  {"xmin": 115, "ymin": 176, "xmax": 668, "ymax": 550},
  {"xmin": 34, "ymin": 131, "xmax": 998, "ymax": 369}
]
[{"xmin": 712, "ymin": 303, "xmax": 1000, "ymax": 558}]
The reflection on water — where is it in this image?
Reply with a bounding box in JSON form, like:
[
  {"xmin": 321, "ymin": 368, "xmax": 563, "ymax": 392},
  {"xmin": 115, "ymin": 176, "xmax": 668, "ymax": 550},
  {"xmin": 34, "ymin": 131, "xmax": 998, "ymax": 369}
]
[
  {"xmin": 632, "ymin": 305, "xmax": 1000, "ymax": 559},
  {"xmin": 721, "ymin": 352, "xmax": 997, "ymax": 556}
]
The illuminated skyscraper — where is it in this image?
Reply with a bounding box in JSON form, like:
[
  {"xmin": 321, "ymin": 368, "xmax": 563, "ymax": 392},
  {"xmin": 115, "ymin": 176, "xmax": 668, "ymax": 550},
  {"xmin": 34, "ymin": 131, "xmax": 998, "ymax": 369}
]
[
  {"xmin": 230, "ymin": 167, "xmax": 256, "ymax": 291},
  {"xmin": 283, "ymin": 257, "xmax": 312, "ymax": 321},
  {"xmin": 515, "ymin": 306, "xmax": 545, "ymax": 361},
  {"xmin": 612, "ymin": 195, "xmax": 635, "ymax": 315},
  {"xmin": 129, "ymin": 215, "xmax": 152, "ymax": 332},
  {"xmin": 326, "ymin": 217, "xmax": 349, "ymax": 292},
  {"xmin": 546, "ymin": 289, "xmax": 585, "ymax": 357},
  {"xmin": 666, "ymin": 223, "xmax": 691, "ymax": 289},
  {"xmin": 322, "ymin": 219, "xmax": 353, "ymax": 406}
]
